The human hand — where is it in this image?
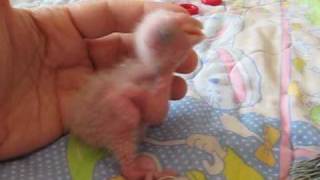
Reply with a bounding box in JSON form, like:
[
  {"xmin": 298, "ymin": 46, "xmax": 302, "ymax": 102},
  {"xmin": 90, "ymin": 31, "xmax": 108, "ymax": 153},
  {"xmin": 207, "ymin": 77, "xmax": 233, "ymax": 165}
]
[{"xmin": 0, "ymin": 0, "xmax": 198, "ymax": 160}]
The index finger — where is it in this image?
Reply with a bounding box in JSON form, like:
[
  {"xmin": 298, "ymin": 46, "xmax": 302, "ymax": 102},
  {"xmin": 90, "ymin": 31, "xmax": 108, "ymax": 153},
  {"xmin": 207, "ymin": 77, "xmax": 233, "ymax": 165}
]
[{"xmin": 67, "ymin": 0, "xmax": 187, "ymax": 38}]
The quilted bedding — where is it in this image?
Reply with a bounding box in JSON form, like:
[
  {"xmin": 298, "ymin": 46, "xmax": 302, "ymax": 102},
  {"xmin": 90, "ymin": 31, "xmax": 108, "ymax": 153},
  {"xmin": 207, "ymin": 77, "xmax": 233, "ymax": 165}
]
[{"xmin": 1, "ymin": 0, "xmax": 320, "ymax": 180}]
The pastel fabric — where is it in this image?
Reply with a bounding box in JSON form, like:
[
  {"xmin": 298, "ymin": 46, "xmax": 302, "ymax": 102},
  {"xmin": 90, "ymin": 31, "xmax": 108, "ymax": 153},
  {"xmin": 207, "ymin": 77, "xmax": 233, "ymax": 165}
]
[{"xmin": 1, "ymin": 0, "xmax": 320, "ymax": 180}]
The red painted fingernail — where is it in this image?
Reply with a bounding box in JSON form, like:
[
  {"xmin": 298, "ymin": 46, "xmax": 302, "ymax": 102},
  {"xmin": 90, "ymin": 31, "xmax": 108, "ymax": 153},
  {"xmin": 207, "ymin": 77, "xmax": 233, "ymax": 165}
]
[
  {"xmin": 180, "ymin": 3, "xmax": 199, "ymax": 15},
  {"xmin": 201, "ymin": 0, "xmax": 223, "ymax": 6}
]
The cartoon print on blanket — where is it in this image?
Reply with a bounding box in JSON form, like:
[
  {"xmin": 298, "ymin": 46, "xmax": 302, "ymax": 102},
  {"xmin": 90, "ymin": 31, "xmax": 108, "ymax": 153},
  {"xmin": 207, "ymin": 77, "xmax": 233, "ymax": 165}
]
[
  {"xmin": 5, "ymin": 1, "xmax": 320, "ymax": 180},
  {"xmin": 67, "ymin": 135, "xmax": 108, "ymax": 180},
  {"xmin": 291, "ymin": 121, "xmax": 320, "ymax": 161},
  {"xmin": 192, "ymin": 48, "xmax": 262, "ymax": 110},
  {"xmin": 144, "ymin": 134, "xmax": 264, "ymax": 180},
  {"xmin": 110, "ymin": 154, "xmax": 208, "ymax": 180},
  {"xmin": 297, "ymin": 0, "xmax": 320, "ymax": 26},
  {"xmin": 111, "ymin": 170, "xmax": 207, "ymax": 180},
  {"xmin": 66, "ymin": 97, "xmax": 283, "ymax": 180},
  {"xmin": 284, "ymin": 11, "xmax": 320, "ymax": 159},
  {"xmin": 188, "ymin": 14, "xmax": 262, "ymax": 110},
  {"xmin": 288, "ymin": 5, "xmax": 320, "ymax": 129}
]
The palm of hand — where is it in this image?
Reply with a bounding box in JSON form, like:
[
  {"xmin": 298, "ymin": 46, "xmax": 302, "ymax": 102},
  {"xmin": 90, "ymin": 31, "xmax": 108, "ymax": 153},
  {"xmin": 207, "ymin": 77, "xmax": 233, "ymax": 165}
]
[
  {"xmin": 0, "ymin": 6, "xmax": 95, "ymax": 159},
  {"xmin": 0, "ymin": 1, "xmax": 197, "ymax": 160}
]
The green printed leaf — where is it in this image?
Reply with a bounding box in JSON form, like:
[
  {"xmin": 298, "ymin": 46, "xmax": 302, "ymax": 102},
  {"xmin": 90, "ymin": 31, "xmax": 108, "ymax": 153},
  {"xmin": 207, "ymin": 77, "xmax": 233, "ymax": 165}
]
[
  {"xmin": 299, "ymin": 0, "xmax": 320, "ymax": 26},
  {"xmin": 185, "ymin": 170, "xmax": 207, "ymax": 180},
  {"xmin": 310, "ymin": 105, "xmax": 320, "ymax": 124},
  {"xmin": 67, "ymin": 135, "xmax": 108, "ymax": 180},
  {"xmin": 293, "ymin": 57, "xmax": 305, "ymax": 73}
]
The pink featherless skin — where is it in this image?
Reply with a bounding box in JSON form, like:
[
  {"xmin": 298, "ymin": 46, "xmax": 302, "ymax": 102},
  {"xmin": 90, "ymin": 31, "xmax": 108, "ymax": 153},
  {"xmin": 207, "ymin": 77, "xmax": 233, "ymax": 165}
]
[{"xmin": 65, "ymin": 9, "xmax": 204, "ymax": 180}]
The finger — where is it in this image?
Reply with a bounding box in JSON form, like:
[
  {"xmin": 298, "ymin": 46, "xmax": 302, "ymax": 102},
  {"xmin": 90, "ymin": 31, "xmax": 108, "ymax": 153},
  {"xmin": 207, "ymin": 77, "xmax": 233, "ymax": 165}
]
[
  {"xmin": 176, "ymin": 50, "xmax": 198, "ymax": 74},
  {"xmin": 0, "ymin": 122, "xmax": 7, "ymax": 148},
  {"xmin": 86, "ymin": 33, "xmax": 134, "ymax": 70},
  {"xmin": 170, "ymin": 76, "xmax": 187, "ymax": 100},
  {"xmin": 0, "ymin": 0, "xmax": 10, "ymax": 8},
  {"xmin": 87, "ymin": 34, "xmax": 198, "ymax": 73},
  {"xmin": 145, "ymin": 172, "xmax": 154, "ymax": 180},
  {"xmin": 154, "ymin": 169, "xmax": 177, "ymax": 179},
  {"xmin": 67, "ymin": 0, "xmax": 187, "ymax": 38}
]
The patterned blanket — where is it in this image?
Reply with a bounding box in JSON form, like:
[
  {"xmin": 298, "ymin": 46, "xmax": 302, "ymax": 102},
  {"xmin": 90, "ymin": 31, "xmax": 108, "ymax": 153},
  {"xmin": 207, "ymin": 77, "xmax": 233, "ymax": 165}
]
[{"xmin": 1, "ymin": 0, "xmax": 320, "ymax": 180}]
